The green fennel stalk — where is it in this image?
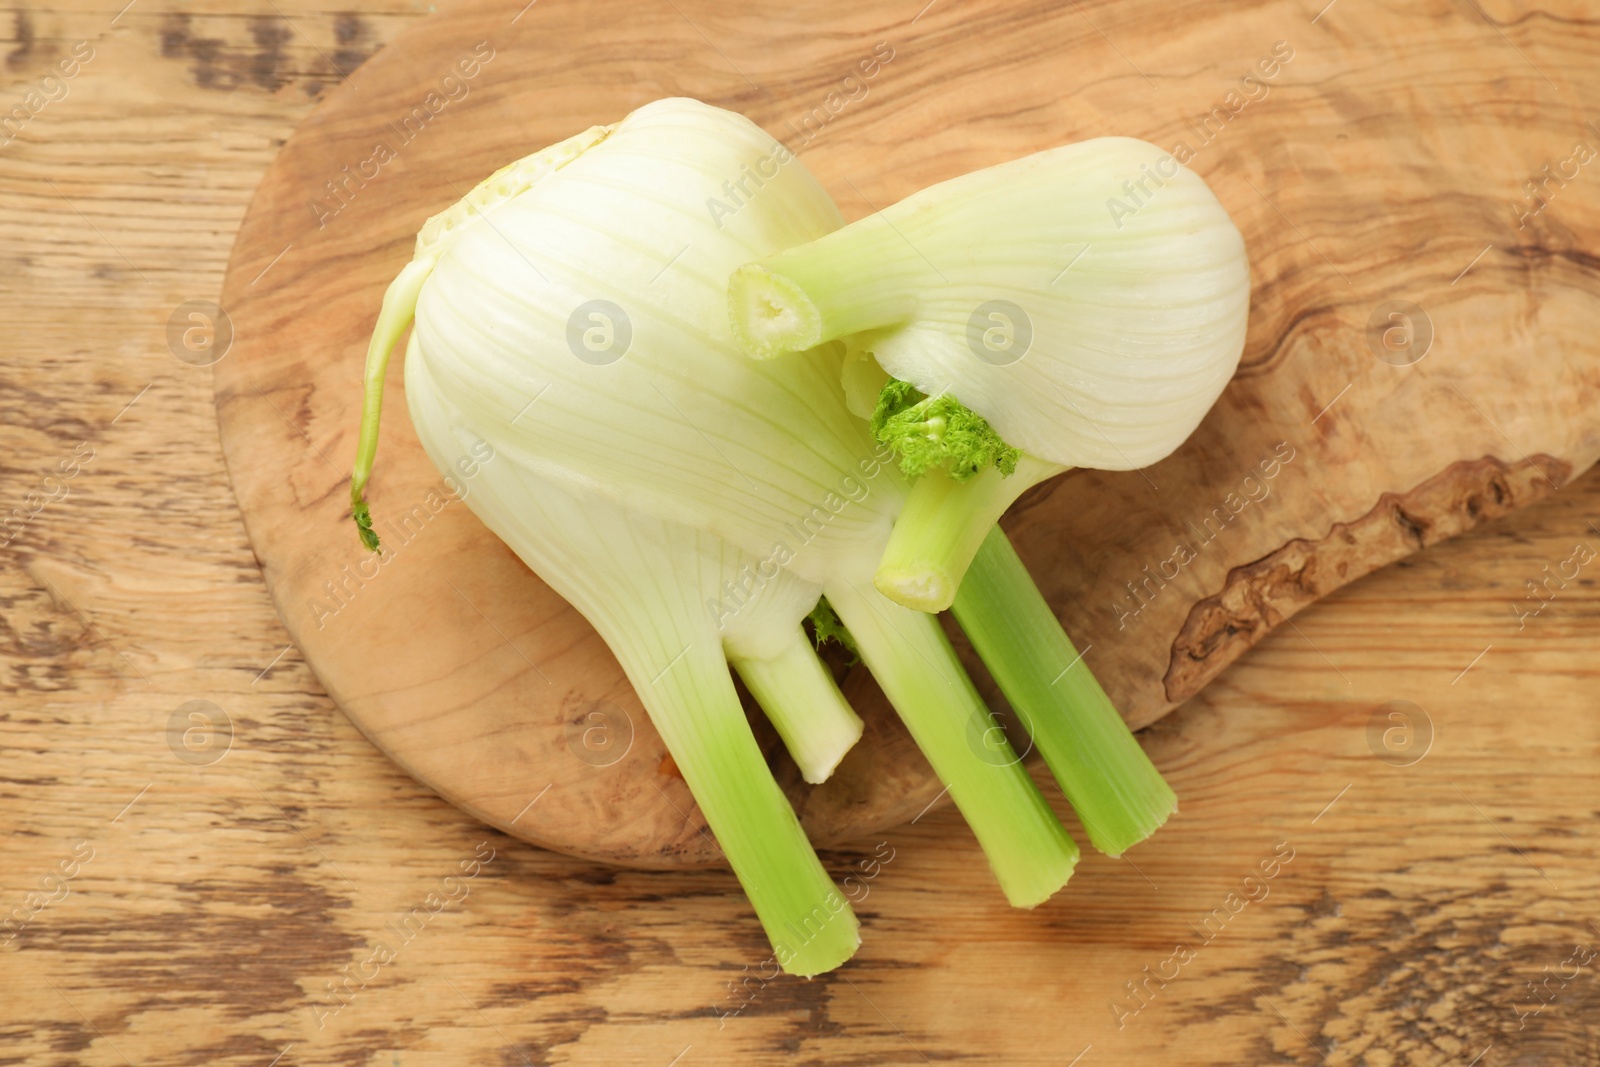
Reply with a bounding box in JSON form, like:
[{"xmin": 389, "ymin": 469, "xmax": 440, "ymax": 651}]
[
  {"xmin": 824, "ymin": 578, "xmax": 1079, "ymax": 906},
  {"xmin": 954, "ymin": 527, "xmax": 1175, "ymax": 855}
]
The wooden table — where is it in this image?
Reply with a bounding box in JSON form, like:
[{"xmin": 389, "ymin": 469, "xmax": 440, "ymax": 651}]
[{"xmin": 3, "ymin": 1, "xmax": 1598, "ymax": 1064}]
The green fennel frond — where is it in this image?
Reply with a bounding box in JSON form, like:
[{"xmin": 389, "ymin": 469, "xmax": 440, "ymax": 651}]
[
  {"xmin": 806, "ymin": 597, "xmax": 859, "ymax": 663},
  {"xmin": 869, "ymin": 378, "xmax": 1020, "ymax": 482},
  {"xmin": 353, "ymin": 496, "xmax": 381, "ymax": 552}
]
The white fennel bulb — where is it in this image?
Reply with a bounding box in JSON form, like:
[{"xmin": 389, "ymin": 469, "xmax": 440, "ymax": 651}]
[
  {"xmin": 350, "ymin": 103, "xmax": 1228, "ymax": 966},
  {"xmin": 727, "ymin": 136, "xmax": 1250, "ymax": 611},
  {"xmin": 350, "ymin": 97, "xmax": 1081, "ymax": 924}
]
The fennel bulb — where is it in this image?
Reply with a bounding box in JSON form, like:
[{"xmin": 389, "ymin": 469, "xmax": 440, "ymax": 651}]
[
  {"xmin": 395, "ymin": 97, "xmax": 1080, "ymax": 909},
  {"xmin": 350, "ymin": 99, "xmax": 1092, "ymax": 972},
  {"xmin": 727, "ymin": 137, "xmax": 1250, "ymax": 611}
]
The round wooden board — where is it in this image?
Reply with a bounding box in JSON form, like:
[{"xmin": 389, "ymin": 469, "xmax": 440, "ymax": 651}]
[{"xmin": 216, "ymin": 0, "xmax": 1600, "ymax": 869}]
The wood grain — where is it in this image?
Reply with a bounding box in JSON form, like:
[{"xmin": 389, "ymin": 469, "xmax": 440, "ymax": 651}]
[{"xmin": 3, "ymin": 0, "xmax": 1600, "ymax": 1063}]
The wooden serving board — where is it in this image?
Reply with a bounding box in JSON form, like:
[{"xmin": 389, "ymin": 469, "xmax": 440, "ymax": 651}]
[{"xmin": 215, "ymin": 0, "xmax": 1600, "ymax": 869}]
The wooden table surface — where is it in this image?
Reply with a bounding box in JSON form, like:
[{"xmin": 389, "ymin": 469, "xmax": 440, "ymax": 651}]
[{"xmin": 3, "ymin": 1, "xmax": 1599, "ymax": 1064}]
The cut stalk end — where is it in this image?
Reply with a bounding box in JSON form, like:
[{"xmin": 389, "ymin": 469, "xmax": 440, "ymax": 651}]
[
  {"xmin": 875, "ymin": 457, "xmax": 1062, "ymax": 612},
  {"xmin": 1004, "ymin": 848, "xmax": 1080, "ymax": 910},
  {"xmin": 874, "ymin": 467, "xmax": 1012, "ymax": 613},
  {"xmin": 728, "ymin": 264, "xmax": 822, "ymax": 360},
  {"xmin": 731, "ymin": 630, "xmax": 864, "ymax": 785},
  {"xmin": 792, "ymin": 723, "xmax": 863, "ymax": 786},
  {"xmin": 873, "ymin": 563, "xmax": 956, "ymax": 614},
  {"xmin": 779, "ymin": 920, "xmax": 862, "ymax": 978}
]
